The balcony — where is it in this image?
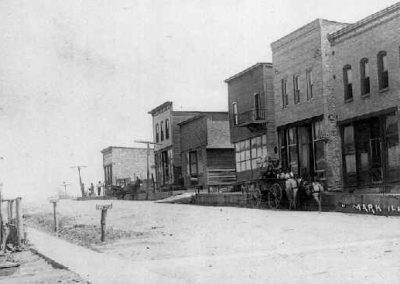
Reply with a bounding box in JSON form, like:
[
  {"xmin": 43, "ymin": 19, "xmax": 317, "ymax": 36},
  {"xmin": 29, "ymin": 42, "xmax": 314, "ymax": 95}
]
[{"xmin": 233, "ymin": 108, "xmax": 268, "ymax": 130}]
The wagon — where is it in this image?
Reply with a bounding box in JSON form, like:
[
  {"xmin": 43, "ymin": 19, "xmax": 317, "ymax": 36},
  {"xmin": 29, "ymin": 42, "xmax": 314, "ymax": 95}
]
[{"xmin": 241, "ymin": 177, "xmax": 286, "ymax": 209}]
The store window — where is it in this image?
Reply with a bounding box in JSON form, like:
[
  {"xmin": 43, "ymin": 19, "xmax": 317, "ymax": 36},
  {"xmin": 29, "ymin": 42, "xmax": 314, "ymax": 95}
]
[
  {"xmin": 287, "ymin": 127, "xmax": 298, "ymax": 174},
  {"xmin": 313, "ymin": 120, "xmax": 326, "ymax": 180},
  {"xmin": 343, "ymin": 125, "xmax": 356, "ymax": 174},
  {"xmin": 235, "ymin": 135, "xmax": 267, "ymax": 172},
  {"xmin": 386, "ymin": 114, "xmax": 400, "ymax": 169}
]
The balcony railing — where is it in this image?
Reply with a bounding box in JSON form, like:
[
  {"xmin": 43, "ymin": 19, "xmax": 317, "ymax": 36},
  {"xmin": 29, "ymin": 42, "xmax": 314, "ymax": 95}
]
[{"xmin": 235, "ymin": 108, "xmax": 267, "ymax": 127}]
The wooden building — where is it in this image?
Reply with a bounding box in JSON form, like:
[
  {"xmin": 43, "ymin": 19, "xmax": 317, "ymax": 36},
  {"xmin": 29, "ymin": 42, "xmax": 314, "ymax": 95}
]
[{"xmin": 179, "ymin": 112, "xmax": 236, "ymax": 190}]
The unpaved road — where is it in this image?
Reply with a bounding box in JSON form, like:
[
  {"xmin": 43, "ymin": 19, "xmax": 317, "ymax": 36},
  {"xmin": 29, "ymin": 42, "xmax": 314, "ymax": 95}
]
[{"xmin": 25, "ymin": 199, "xmax": 400, "ymax": 283}]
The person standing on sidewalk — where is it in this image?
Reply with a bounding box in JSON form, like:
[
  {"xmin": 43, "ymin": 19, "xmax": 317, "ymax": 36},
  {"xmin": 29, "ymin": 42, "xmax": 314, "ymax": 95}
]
[{"xmin": 97, "ymin": 181, "xmax": 102, "ymax": 196}]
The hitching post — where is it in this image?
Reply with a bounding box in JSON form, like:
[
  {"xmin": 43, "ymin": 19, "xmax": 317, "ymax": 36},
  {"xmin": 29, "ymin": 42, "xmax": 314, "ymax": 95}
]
[
  {"xmin": 16, "ymin": 197, "xmax": 23, "ymax": 246},
  {"xmin": 96, "ymin": 204, "xmax": 112, "ymax": 242},
  {"xmin": 49, "ymin": 198, "xmax": 59, "ymax": 233}
]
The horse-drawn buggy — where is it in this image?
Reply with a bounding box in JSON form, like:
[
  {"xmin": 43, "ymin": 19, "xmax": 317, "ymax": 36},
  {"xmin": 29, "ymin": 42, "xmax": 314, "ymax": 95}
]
[{"xmin": 239, "ymin": 157, "xmax": 324, "ymax": 211}]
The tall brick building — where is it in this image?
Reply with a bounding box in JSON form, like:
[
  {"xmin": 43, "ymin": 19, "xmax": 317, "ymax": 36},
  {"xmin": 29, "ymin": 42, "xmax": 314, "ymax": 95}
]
[
  {"xmin": 148, "ymin": 102, "xmax": 201, "ymax": 190},
  {"xmin": 225, "ymin": 63, "xmax": 277, "ymax": 183},
  {"xmin": 271, "ymin": 19, "xmax": 347, "ymax": 190},
  {"xmin": 101, "ymin": 146, "xmax": 155, "ymax": 186},
  {"xmin": 179, "ymin": 112, "xmax": 235, "ymax": 190},
  {"xmin": 328, "ymin": 3, "xmax": 400, "ymax": 193}
]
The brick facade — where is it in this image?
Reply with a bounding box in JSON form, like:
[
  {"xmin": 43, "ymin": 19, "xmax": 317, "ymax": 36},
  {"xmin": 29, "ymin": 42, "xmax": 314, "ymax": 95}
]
[
  {"xmin": 101, "ymin": 146, "xmax": 155, "ymax": 185},
  {"xmin": 271, "ymin": 19, "xmax": 347, "ymax": 190},
  {"xmin": 328, "ymin": 3, "xmax": 400, "ymax": 192}
]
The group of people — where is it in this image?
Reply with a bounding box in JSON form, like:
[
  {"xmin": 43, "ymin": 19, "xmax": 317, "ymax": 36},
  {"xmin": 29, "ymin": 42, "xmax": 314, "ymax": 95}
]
[{"xmin": 82, "ymin": 181, "xmax": 104, "ymax": 197}]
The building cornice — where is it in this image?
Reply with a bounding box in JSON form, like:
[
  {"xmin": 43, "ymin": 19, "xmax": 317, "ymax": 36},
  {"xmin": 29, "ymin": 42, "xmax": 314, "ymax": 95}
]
[
  {"xmin": 328, "ymin": 2, "xmax": 400, "ymax": 44},
  {"xmin": 224, "ymin": 63, "xmax": 272, "ymax": 83}
]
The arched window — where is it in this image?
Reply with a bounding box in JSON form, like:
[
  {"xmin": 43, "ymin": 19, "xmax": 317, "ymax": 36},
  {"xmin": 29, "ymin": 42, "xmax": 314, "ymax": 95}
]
[
  {"xmin": 377, "ymin": 51, "xmax": 388, "ymax": 90},
  {"xmin": 232, "ymin": 102, "xmax": 238, "ymax": 125},
  {"xmin": 165, "ymin": 119, "xmax": 170, "ymax": 139},
  {"xmin": 360, "ymin": 58, "xmax": 370, "ymax": 96},
  {"xmin": 343, "ymin": 65, "xmax": 353, "ymax": 101},
  {"xmin": 155, "ymin": 123, "xmax": 159, "ymax": 143},
  {"xmin": 160, "ymin": 121, "xmax": 164, "ymax": 141}
]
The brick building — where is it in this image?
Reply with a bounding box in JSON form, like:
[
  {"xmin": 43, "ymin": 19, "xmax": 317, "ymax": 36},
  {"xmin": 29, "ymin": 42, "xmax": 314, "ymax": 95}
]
[
  {"xmin": 225, "ymin": 63, "xmax": 277, "ymax": 183},
  {"xmin": 179, "ymin": 112, "xmax": 236, "ymax": 190},
  {"xmin": 271, "ymin": 19, "xmax": 347, "ymax": 190},
  {"xmin": 328, "ymin": 3, "xmax": 400, "ymax": 193},
  {"xmin": 148, "ymin": 102, "xmax": 201, "ymax": 190},
  {"xmin": 101, "ymin": 146, "xmax": 155, "ymax": 186}
]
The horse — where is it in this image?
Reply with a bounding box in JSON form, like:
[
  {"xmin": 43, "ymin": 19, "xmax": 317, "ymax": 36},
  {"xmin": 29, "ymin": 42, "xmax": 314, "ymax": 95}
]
[
  {"xmin": 283, "ymin": 172, "xmax": 303, "ymax": 210},
  {"xmin": 298, "ymin": 179, "xmax": 324, "ymax": 212}
]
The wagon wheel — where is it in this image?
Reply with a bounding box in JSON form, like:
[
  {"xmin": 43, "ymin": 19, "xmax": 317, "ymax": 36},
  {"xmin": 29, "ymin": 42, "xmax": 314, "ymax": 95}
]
[
  {"xmin": 268, "ymin": 182, "xmax": 282, "ymax": 209},
  {"xmin": 250, "ymin": 187, "xmax": 262, "ymax": 208}
]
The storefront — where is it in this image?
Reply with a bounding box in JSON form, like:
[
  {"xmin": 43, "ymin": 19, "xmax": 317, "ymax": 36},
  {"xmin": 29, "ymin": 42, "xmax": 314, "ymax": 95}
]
[
  {"xmin": 234, "ymin": 134, "xmax": 268, "ymax": 182},
  {"xmin": 278, "ymin": 116, "xmax": 326, "ymax": 180},
  {"xmin": 154, "ymin": 148, "xmax": 174, "ymax": 188},
  {"xmin": 340, "ymin": 109, "xmax": 400, "ymax": 190}
]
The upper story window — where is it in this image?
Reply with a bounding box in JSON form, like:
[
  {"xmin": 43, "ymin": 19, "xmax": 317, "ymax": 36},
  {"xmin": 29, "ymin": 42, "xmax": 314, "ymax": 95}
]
[
  {"xmin": 343, "ymin": 65, "xmax": 353, "ymax": 101},
  {"xmin": 155, "ymin": 123, "xmax": 160, "ymax": 143},
  {"xmin": 232, "ymin": 102, "xmax": 238, "ymax": 125},
  {"xmin": 306, "ymin": 69, "xmax": 313, "ymax": 100},
  {"xmin": 281, "ymin": 79, "xmax": 288, "ymax": 108},
  {"xmin": 293, "ymin": 75, "xmax": 300, "ymax": 104},
  {"xmin": 360, "ymin": 58, "xmax": 370, "ymax": 96},
  {"xmin": 165, "ymin": 119, "xmax": 170, "ymax": 139},
  {"xmin": 160, "ymin": 121, "xmax": 164, "ymax": 141},
  {"xmin": 254, "ymin": 93, "xmax": 261, "ymax": 119},
  {"xmin": 377, "ymin": 51, "xmax": 388, "ymax": 90}
]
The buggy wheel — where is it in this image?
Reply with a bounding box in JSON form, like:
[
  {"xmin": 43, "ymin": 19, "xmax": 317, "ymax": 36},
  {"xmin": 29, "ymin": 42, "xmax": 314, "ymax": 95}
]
[
  {"xmin": 268, "ymin": 183, "xmax": 282, "ymax": 209},
  {"xmin": 251, "ymin": 187, "xmax": 262, "ymax": 208}
]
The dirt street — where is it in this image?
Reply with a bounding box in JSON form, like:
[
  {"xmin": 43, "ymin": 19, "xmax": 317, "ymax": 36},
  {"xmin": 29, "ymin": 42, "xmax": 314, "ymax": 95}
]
[{"xmin": 25, "ymin": 200, "xmax": 400, "ymax": 283}]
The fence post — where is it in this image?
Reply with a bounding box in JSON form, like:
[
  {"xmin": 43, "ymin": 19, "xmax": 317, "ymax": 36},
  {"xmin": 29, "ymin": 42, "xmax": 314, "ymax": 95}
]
[{"xmin": 15, "ymin": 197, "xmax": 23, "ymax": 247}]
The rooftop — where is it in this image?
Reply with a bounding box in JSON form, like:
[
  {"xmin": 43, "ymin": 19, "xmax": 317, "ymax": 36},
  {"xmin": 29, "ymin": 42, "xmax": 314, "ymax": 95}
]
[
  {"xmin": 328, "ymin": 2, "xmax": 400, "ymax": 42},
  {"xmin": 148, "ymin": 101, "xmax": 173, "ymax": 115},
  {"xmin": 224, "ymin": 62, "xmax": 272, "ymax": 83},
  {"xmin": 178, "ymin": 112, "xmax": 228, "ymax": 126},
  {"xmin": 100, "ymin": 146, "xmax": 153, "ymax": 154}
]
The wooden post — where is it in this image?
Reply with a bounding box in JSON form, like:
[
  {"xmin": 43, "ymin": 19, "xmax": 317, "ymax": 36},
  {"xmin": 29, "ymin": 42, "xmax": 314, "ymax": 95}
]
[
  {"xmin": 52, "ymin": 201, "xmax": 57, "ymax": 232},
  {"xmin": 96, "ymin": 204, "xmax": 112, "ymax": 242},
  {"xmin": 49, "ymin": 198, "xmax": 59, "ymax": 233},
  {"xmin": 15, "ymin": 197, "xmax": 23, "ymax": 247},
  {"xmin": 8, "ymin": 200, "xmax": 14, "ymax": 222},
  {"xmin": 100, "ymin": 209, "xmax": 107, "ymax": 242}
]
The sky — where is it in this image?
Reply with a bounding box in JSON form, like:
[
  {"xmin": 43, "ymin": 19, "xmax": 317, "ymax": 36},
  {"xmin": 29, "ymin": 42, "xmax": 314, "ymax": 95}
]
[{"xmin": 0, "ymin": 0, "xmax": 398, "ymax": 200}]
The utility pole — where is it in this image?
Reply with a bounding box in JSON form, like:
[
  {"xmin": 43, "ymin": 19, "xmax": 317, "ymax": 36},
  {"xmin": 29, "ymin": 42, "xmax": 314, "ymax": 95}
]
[
  {"xmin": 60, "ymin": 181, "xmax": 71, "ymax": 198},
  {"xmin": 70, "ymin": 166, "xmax": 87, "ymax": 197},
  {"xmin": 134, "ymin": 140, "xmax": 159, "ymax": 191}
]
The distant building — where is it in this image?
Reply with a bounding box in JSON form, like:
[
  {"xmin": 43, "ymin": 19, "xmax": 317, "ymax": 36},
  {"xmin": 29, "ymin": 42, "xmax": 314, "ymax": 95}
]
[
  {"xmin": 179, "ymin": 112, "xmax": 236, "ymax": 190},
  {"xmin": 148, "ymin": 102, "xmax": 201, "ymax": 190},
  {"xmin": 101, "ymin": 146, "xmax": 155, "ymax": 186},
  {"xmin": 225, "ymin": 63, "xmax": 277, "ymax": 184}
]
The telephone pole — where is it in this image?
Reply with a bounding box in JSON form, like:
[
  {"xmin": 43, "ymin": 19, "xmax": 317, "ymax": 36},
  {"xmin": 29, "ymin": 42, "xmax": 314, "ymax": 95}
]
[
  {"xmin": 134, "ymin": 140, "xmax": 159, "ymax": 190},
  {"xmin": 60, "ymin": 181, "xmax": 71, "ymax": 198},
  {"xmin": 70, "ymin": 166, "xmax": 87, "ymax": 197}
]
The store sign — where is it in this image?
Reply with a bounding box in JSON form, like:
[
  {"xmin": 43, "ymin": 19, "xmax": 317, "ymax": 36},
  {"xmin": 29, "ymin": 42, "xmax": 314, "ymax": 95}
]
[{"xmin": 338, "ymin": 202, "xmax": 400, "ymax": 215}]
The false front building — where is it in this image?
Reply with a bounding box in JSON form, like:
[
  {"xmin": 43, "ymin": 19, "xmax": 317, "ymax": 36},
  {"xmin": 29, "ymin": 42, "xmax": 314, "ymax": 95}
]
[
  {"xmin": 225, "ymin": 63, "xmax": 277, "ymax": 184},
  {"xmin": 148, "ymin": 101, "xmax": 201, "ymax": 190},
  {"xmin": 179, "ymin": 112, "xmax": 236, "ymax": 191},
  {"xmin": 328, "ymin": 3, "xmax": 400, "ymax": 193}
]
